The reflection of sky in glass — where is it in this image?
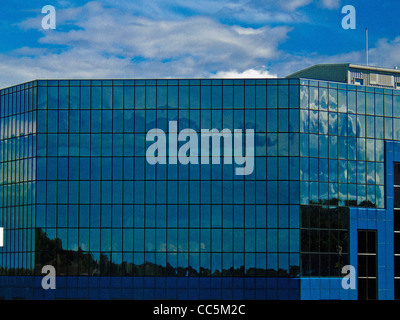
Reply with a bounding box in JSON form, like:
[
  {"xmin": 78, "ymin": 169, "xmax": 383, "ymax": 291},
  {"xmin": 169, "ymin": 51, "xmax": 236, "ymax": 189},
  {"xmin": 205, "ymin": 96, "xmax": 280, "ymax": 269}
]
[{"xmin": 1, "ymin": 78, "xmax": 400, "ymax": 280}]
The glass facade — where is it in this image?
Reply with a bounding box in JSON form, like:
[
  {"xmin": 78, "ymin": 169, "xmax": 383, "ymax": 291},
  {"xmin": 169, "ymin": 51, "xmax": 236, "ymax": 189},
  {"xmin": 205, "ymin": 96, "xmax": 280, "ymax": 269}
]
[
  {"xmin": 0, "ymin": 76, "xmax": 399, "ymax": 299},
  {"xmin": 0, "ymin": 82, "xmax": 36, "ymax": 276},
  {"xmin": 298, "ymin": 80, "xmax": 396, "ymax": 279}
]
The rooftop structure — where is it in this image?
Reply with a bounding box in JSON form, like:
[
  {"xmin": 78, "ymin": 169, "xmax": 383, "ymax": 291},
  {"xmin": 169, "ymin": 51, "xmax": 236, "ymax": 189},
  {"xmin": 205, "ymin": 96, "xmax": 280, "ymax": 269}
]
[{"xmin": 287, "ymin": 63, "xmax": 400, "ymax": 89}]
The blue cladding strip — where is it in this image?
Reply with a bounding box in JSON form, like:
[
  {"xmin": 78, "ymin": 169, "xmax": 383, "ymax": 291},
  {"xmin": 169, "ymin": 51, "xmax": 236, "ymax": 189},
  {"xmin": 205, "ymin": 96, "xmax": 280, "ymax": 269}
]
[{"xmin": 0, "ymin": 276, "xmax": 300, "ymax": 300}]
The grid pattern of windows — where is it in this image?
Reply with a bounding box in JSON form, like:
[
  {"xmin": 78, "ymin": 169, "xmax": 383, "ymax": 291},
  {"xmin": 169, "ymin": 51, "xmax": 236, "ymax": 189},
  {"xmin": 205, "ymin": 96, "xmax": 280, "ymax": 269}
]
[
  {"xmin": 300, "ymin": 205, "xmax": 349, "ymax": 277},
  {"xmin": 0, "ymin": 82, "xmax": 37, "ymax": 275},
  {"xmin": 2, "ymin": 76, "xmax": 400, "ymax": 289},
  {"xmin": 299, "ymin": 79, "xmax": 400, "ymax": 277},
  {"xmin": 357, "ymin": 230, "xmax": 377, "ymax": 300},
  {"xmin": 299, "ymin": 80, "xmax": 394, "ymax": 209},
  {"xmin": 11, "ymin": 79, "xmax": 302, "ymax": 278}
]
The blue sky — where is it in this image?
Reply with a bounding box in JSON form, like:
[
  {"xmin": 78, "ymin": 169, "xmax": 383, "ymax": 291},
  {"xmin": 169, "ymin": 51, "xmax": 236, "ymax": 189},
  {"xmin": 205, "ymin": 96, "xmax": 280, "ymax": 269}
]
[{"xmin": 0, "ymin": 0, "xmax": 400, "ymax": 87}]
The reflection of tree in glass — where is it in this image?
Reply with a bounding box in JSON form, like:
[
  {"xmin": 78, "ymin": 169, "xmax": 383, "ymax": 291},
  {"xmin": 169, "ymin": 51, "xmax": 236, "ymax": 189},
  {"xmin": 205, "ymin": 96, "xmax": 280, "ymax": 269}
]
[{"xmin": 32, "ymin": 228, "xmax": 300, "ymax": 278}]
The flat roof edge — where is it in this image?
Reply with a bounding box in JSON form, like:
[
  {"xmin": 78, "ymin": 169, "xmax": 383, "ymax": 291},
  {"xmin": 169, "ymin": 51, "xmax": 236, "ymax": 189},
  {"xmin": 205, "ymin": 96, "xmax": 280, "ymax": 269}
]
[
  {"xmin": 287, "ymin": 63, "xmax": 400, "ymax": 79},
  {"xmin": 286, "ymin": 63, "xmax": 351, "ymax": 78},
  {"xmin": 348, "ymin": 64, "xmax": 400, "ymax": 74}
]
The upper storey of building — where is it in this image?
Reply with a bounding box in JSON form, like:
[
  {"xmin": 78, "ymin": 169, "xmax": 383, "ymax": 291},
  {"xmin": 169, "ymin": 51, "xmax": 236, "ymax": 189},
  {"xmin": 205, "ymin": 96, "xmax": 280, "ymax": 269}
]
[
  {"xmin": 287, "ymin": 63, "xmax": 400, "ymax": 89},
  {"xmin": 3, "ymin": 63, "xmax": 400, "ymax": 91}
]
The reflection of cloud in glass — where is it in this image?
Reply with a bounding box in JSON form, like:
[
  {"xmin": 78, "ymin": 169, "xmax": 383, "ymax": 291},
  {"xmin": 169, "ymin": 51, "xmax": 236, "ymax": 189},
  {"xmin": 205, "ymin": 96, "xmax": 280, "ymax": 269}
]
[
  {"xmin": 310, "ymin": 110, "xmax": 319, "ymax": 132},
  {"xmin": 319, "ymin": 88, "xmax": 328, "ymax": 110},
  {"xmin": 328, "ymin": 90, "xmax": 338, "ymax": 111},
  {"xmin": 347, "ymin": 114, "xmax": 357, "ymax": 136},
  {"xmin": 329, "ymin": 112, "xmax": 337, "ymax": 133}
]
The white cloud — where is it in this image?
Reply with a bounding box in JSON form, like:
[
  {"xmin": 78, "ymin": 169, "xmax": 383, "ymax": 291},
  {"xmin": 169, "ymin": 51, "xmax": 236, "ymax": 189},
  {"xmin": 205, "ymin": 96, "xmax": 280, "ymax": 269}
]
[
  {"xmin": 318, "ymin": 0, "xmax": 341, "ymax": 9},
  {"xmin": 2, "ymin": 0, "xmax": 393, "ymax": 89},
  {"xmin": 279, "ymin": 0, "xmax": 313, "ymax": 12},
  {"xmin": 38, "ymin": 14, "xmax": 288, "ymax": 62},
  {"xmin": 0, "ymin": 1, "xmax": 291, "ymax": 88},
  {"xmin": 213, "ymin": 68, "xmax": 277, "ymax": 78},
  {"xmin": 368, "ymin": 37, "xmax": 400, "ymax": 68},
  {"xmin": 101, "ymin": 0, "xmax": 309, "ymax": 24}
]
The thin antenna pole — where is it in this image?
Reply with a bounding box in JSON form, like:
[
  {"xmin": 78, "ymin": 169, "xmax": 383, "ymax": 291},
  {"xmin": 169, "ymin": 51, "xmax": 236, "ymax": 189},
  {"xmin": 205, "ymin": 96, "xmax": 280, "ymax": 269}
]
[{"xmin": 366, "ymin": 27, "xmax": 369, "ymax": 66}]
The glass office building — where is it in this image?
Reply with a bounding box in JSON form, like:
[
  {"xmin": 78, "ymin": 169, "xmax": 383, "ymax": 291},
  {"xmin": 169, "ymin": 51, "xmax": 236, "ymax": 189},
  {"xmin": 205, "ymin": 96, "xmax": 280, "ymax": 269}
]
[{"xmin": 0, "ymin": 63, "xmax": 399, "ymax": 300}]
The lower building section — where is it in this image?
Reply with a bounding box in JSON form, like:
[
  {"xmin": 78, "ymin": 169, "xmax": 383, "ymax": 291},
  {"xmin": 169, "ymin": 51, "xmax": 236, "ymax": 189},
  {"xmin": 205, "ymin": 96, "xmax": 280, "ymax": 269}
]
[
  {"xmin": 300, "ymin": 141, "xmax": 399, "ymax": 300},
  {"xmin": 1, "ymin": 142, "xmax": 400, "ymax": 300},
  {"xmin": 0, "ymin": 276, "xmax": 300, "ymax": 300}
]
